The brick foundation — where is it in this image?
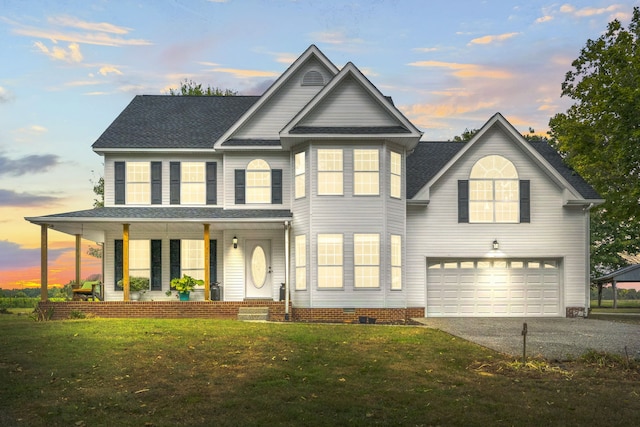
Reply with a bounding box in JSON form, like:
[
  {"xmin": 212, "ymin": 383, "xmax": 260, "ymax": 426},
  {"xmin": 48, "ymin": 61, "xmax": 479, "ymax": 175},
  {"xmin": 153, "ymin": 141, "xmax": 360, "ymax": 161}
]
[
  {"xmin": 566, "ymin": 306, "xmax": 587, "ymax": 318},
  {"xmin": 36, "ymin": 301, "xmax": 424, "ymax": 323}
]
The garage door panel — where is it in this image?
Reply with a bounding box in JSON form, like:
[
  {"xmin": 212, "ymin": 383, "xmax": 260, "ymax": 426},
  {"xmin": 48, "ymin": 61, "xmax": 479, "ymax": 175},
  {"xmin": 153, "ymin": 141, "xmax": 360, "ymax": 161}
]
[{"xmin": 427, "ymin": 258, "xmax": 562, "ymax": 317}]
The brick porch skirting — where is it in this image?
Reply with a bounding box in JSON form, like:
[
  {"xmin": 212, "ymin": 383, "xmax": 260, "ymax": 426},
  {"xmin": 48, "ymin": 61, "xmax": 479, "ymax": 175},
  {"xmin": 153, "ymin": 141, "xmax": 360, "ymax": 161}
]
[{"xmin": 36, "ymin": 301, "xmax": 424, "ymax": 323}]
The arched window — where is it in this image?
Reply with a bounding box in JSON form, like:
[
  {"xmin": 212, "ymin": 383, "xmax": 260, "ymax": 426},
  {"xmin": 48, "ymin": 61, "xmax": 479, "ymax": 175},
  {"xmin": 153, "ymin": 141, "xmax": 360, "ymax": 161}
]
[
  {"xmin": 246, "ymin": 159, "xmax": 271, "ymax": 203},
  {"xmin": 469, "ymin": 155, "xmax": 519, "ymax": 223}
]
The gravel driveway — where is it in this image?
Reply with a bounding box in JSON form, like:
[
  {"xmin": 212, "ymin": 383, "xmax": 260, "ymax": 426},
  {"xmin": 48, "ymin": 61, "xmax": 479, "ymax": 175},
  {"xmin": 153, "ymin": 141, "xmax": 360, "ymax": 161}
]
[{"xmin": 414, "ymin": 317, "xmax": 640, "ymax": 361}]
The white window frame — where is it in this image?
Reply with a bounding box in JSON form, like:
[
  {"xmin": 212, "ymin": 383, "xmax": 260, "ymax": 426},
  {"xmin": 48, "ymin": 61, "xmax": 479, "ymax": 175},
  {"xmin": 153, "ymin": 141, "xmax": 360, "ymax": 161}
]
[
  {"xmin": 295, "ymin": 151, "xmax": 306, "ymax": 199},
  {"xmin": 469, "ymin": 155, "xmax": 519, "ymax": 223},
  {"xmin": 181, "ymin": 239, "xmax": 204, "ymax": 281},
  {"xmin": 295, "ymin": 234, "xmax": 307, "ymax": 290},
  {"xmin": 390, "ymin": 151, "xmax": 402, "ymax": 199},
  {"xmin": 354, "ymin": 149, "xmax": 379, "ymax": 196},
  {"xmin": 317, "ymin": 234, "xmax": 343, "ymax": 288},
  {"xmin": 391, "ymin": 234, "xmax": 402, "ymax": 290},
  {"xmin": 246, "ymin": 159, "xmax": 271, "ymax": 204},
  {"xmin": 317, "ymin": 149, "xmax": 343, "ymax": 195},
  {"xmin": 126, "ymin": 162, "xmax": 150, "ymax": 204},
  {"xmin": 181, "ymin": 162, "xmax": 206, "ymax": 205},
  {"xmin": 354, "ymin": 234, "xmax": 380, "ymax": 288}
]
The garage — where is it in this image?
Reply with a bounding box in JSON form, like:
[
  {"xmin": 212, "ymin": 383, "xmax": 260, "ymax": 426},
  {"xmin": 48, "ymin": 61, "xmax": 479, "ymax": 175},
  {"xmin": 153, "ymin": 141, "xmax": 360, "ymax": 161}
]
[{"xmin": 426, "ymin": 258, "xmax": 562, "ymax": 317}]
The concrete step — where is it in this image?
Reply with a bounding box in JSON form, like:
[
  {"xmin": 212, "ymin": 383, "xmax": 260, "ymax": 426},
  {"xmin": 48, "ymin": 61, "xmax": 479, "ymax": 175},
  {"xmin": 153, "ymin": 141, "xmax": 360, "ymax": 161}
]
[{"xmin": 238, "ymin": 306, "xmax": 269, "ymax": 321}]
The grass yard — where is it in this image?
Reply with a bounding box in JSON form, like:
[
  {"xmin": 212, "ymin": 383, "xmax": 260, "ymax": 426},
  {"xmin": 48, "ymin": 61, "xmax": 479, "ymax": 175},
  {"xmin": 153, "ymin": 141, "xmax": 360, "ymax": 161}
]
[{"xmin": 1, "ymin": 314, "xmax": 639, "ymax": 427}]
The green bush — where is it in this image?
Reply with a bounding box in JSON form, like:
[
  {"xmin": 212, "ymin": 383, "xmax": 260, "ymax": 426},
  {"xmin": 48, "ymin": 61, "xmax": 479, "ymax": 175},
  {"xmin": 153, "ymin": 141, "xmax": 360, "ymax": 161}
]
[{"xmin": 0, "ymin": 298, "xmax": 38, "ymax": 308}]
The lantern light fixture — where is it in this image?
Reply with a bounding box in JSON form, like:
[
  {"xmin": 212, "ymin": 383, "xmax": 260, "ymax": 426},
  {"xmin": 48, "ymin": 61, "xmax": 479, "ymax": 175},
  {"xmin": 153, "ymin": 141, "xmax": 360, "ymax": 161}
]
[
  {"xmin": 233, "ymin": 236, "xmax": 238, "ymax": 249},
  {"xmin": 492, "ymin": 239, "xmax": 499, "ymax": 250}
]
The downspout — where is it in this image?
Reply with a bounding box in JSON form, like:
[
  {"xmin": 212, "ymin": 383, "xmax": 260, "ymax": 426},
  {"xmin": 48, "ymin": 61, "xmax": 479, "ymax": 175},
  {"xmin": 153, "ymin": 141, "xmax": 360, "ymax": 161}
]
[
  {"xmin": 584, "ymin": 203, "xmax": 595, "ymax": 317},
  {"xmin": 284, "ymin": 221, "xmax": 291, "ymax": 321}
]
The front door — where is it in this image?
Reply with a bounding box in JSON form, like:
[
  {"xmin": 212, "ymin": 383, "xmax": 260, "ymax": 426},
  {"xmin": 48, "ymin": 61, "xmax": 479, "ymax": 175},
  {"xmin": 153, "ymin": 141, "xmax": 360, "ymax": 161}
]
[{"xmin": 245, "ymin": 240, "xmax": 272, "ymax": 299}]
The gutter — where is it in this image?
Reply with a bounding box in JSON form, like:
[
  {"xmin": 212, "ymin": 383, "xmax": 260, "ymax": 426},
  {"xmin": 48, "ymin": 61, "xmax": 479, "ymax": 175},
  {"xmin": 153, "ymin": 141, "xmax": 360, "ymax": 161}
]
[{"xmin": 584, "ymin": 203, "xmax": 595, "ymax": 317}]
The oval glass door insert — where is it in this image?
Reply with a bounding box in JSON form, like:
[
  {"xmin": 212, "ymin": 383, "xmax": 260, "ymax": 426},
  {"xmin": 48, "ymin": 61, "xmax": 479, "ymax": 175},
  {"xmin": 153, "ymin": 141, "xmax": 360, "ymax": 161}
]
[{"xmin": 251, "ymin": 245, "xmax": 267, "ymax": 288}]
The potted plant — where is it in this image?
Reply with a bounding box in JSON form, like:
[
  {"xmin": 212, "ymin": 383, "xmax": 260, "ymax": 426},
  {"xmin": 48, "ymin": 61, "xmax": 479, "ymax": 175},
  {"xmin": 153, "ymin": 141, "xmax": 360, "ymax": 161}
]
[
  {"xmin": 170, "ymin": 275, "xmax": 203, "ymax": 301},
  {"xmin": 117, "ymin": 276, "xmax": 150, "ymax": 301}
]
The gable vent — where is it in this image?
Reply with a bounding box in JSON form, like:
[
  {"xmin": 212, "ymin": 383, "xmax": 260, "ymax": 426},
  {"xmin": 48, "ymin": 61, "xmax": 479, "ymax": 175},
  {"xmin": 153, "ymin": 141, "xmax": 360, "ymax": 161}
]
[{"xmin": 302, "ymin": 70, "xmax": 324, "ymax": 86}]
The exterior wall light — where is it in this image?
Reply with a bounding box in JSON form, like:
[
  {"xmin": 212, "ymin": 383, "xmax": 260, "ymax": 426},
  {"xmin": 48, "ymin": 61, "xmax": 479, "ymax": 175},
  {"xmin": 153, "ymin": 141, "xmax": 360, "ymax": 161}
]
[
  {"xmin": 492, "ymin": 239, "xmax": 499, "ymax": 250},
  {"xmin": 233, "ymin": 236, "xmax": 238, "ymax": 249}
]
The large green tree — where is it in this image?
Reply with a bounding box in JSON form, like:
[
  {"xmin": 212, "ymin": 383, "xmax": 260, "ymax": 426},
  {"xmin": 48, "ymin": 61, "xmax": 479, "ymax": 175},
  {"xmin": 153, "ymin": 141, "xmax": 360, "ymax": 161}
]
[{"xmin": 549, "ymin": 7, "xmax": 640, "ymax": 276}]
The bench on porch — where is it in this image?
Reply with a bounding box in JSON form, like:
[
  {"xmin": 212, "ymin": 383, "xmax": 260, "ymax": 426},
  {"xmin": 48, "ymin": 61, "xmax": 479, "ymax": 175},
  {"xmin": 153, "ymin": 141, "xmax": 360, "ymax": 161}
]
[{"xmin": 72, "ymin": 281, "xmax": 102, "ymax": 301}]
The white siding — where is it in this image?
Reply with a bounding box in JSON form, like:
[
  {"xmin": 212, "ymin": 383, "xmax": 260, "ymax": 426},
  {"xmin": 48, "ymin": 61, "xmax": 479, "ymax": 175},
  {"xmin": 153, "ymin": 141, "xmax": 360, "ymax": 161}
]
[
  {"xmin": 299, "ymin": 76, "xmax": 398, "ymax": 127},
  {"xmin": 234, "ymin": 59, "xmax": 333, "ymax": 139},
  {"xmin": 406, "ymin": 127, "xmax": 590, "ymax": 315}
]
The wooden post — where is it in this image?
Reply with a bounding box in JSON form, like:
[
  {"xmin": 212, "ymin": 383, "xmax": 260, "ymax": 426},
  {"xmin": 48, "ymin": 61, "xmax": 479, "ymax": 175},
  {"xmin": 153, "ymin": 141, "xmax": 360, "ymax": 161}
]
[
  {"xmin": 123, "ymin": 224, "xmax": 130, "ymax": 301},
  {"xmin": 204, "ymin": 224, "xmax": 210, "ymax": 301},
  {"xmin": 40, "ymin": 224, "xmax": 48, "ymax": 302},
  {"xmin": 598, "ymin": 283, "xmax": 602, "ymax": 307},
  {"xmin": 612, "ymin": 280, "xmax": 618, "ymax": 309},
  {"xmin": 75, "ymin": 234, "xmax": 82, "ymax": 287},
  {"xmin": 521, "ymin": 322, "xmax": 528, "ymax": 364},
  {"xmin": 284, "ymin": 221, "xmax": 290, "ymax": 320}
]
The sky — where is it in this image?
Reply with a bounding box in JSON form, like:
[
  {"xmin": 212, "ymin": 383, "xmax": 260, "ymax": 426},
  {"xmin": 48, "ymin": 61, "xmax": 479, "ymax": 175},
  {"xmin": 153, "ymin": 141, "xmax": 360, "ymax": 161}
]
[{"xmin": 0, "ymin": 0, "xmax": 638, "ymax": 290}]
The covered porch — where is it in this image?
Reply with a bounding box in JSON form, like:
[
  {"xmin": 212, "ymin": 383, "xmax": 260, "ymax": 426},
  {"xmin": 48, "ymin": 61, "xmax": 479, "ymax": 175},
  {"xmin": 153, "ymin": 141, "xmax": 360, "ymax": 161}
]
[
  {"xmin": 26, "ymin": 207, "xmax": 293, "ymax": 316},
  {"xmin": 593, "ymin": 263, "xmax": 640, "ymax": 309}
]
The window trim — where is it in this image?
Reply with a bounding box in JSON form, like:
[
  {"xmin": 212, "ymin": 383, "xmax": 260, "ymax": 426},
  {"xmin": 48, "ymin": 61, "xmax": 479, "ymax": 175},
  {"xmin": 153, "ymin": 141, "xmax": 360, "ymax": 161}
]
[
  {"xmin": 246, "ymin": 159, "xmax": 271, "ymax": 204},
  {"xmin": 317, "ymin": 149, "xmax": 343, "ymax": 196},
  {"xmin": 295, "ymin": 151, "xmax": 306, "ymax": 199},
  {"xmin": 295, "ymin": 234, "xmax": 307, "ymax": 290},
  {"xmin": 391, "ymin": 234, "xmax": 402, "ymax": 290},
  {"xmin": 126, "ymin": 161, "xmax": 151, "ymax": 205},
  {"xmin": 354, "ymin": 149, "xmax": 379, "ymax": 196},
  {"xmin": 390, "ymin": 151, "xmax": 402, "ymax": 199},
  {"xmin": 468, "ymin": 155, "xmax": 520, "ymax": 223},
  {"xmin": 317, "ymin": 234, "xmax": 343, "ymax": 289},
  {"xmin": 354, "ymin": 233, "xmax": 380, "ymax": 288}
]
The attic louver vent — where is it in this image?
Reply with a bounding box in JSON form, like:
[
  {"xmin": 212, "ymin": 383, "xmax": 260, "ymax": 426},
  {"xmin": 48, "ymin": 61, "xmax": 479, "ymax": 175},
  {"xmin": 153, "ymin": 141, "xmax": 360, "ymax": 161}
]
[{"xmin": 302, "ymin": 70, "xmax": 324, "ymax": 86}]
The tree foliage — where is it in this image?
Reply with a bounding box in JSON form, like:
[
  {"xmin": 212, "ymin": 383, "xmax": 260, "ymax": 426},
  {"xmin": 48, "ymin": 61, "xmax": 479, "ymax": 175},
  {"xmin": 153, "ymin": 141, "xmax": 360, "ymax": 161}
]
[
  {"xmin": 167, "ymin": 79, "xmax": 237, "ymax": 96},
  {"xmin": 548, "ymin": 8, "xmax": 640, "ymax": 276}
]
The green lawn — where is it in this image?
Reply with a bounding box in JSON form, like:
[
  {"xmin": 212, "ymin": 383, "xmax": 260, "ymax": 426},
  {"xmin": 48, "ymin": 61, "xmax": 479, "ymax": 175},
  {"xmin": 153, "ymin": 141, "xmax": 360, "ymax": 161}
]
[{"xmin": 1, "ymin": 314, "xmax": 639, "ymax": 426}]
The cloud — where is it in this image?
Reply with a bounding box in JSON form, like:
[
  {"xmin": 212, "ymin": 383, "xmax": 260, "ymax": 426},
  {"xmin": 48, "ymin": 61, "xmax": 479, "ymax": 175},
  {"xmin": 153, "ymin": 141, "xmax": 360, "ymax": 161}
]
[
  {"xmin": 309, "ymin": 30, "xmax": 364, "ymax": 47},
  {"xmin": 0, "ymin": 240, "xmax": 69, "ymax": 270},
  {"xmin": 535, "ymin": 15, "xmax": 553, "ymax": 24},
  {"xmin": 0, "ymin": 86, "xmax": 14, "ymax": 103},
  {"xmin": 34, "ymin": 41, "xmax": 83, "ymax": 63},
  {"xmin": 402, "ymin": 100, "xmax": 498, "ymax": 119},
  {"xmin": 9, "ymin": 15, "xmax": 152, "ymax": 47},
  {"xmin": 209, "ymin": 68, "xmax": 279, "ymax": 78},
  {"xmin": 407, "ymin": 60, "xmax": 512, "ymax": 79},
  {"xmin": 0, "ymin": 153, "xmax": 59, "ymax": 176},
  {"xmin": 559, "ymin": 4, "xmax": 622, "ymax": 18},
  {"xmin": 413, "ymin": 47, "xmax": 439, "ymax": 53},
  {"xmin": 469, "ymin": 32, "xmax": 520, "ymax": 45},
  {"xmin": 0, "ymin": 189, "xmax": 60, "ymax": 207},
  {"xmin": 98, "ymin": 66, "xmax": 123, "ymax": 76},
  {"xmin": 47, "ymin": 15, "xmax": 131, "ymax": 34}
]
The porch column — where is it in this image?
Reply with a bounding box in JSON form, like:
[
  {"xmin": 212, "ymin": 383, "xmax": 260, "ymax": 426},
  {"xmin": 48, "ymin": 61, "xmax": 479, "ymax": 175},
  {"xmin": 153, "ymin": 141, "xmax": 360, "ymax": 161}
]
[
  {"xmin": 123, "ymin": 224, "xmax": 130, "ymax": 301},
  {"xmin": 612, "ymin": 279, "xmax": 617, "ymax": 309},
  {"xmin": 597, "ymin": 283, "xmax": 602, "ymax": 307},
  {"xmin": 204, "ymin": 224, "xmax": 210, "ymax": 301},
  {"xmin": 284, "ymin": 221, "xmax": 290, "ymax": 320},
  {"xmin": 40, "ymin": 224, "xmax": 48, "ymax": 301},
  {"xmin": 75, "ymin": 234, "xmax": 82, "ymax": 287}
]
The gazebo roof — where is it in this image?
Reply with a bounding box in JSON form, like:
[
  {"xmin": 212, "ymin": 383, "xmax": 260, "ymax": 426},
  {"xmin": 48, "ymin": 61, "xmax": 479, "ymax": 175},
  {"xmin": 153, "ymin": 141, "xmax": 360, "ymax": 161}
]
[{"xmin": 594, "ymin": 263, "xmax": 640, "ymax": 283}]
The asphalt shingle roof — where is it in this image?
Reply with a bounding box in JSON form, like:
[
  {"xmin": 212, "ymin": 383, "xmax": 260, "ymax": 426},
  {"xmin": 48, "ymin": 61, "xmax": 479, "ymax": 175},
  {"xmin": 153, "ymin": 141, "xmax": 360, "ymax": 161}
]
[
  {"xmin": 406, "ymin": 140, "xmax": 601, "ymax": 200},
  {"xmin": 92, "ymin": 95, "xmax": 259, "ymax": 150},
  {"xmin": 37, "ymin": 207, "xmax": 292, "ymax": 221}
]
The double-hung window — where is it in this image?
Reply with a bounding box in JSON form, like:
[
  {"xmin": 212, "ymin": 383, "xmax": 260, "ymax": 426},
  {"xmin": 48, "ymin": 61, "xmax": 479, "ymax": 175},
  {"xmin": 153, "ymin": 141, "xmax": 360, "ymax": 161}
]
[
  {"xmin": 181, "ymin": 240, "xmax": 204, "ymax": 281},
  {"xmin": 354, "ymin": 149, "xmax": 379, "ymax": 195},
  {"xmin": 181, "ymin": 162, "xmax": 206, "ymax": 204},
  {"xmin": 391, "ymin": 235, "xmax": 402, "ymax": 290},
  {"xmin": 354, "ymin": 234, "xmax": 379, "ymax": 288},
  {"xmin": 126, "ymin": 162, "xmax": 150, "ymax": 204},
  {"xmin": 295, "ymin": 234, "xmax": 307, "ymax": 290},
  {"xmin": 317, "ymin": 234, "xmax": 343, "ymax": 288},
  {"xmin": 318, "ymin": 149, "xmax": 343, "ymax": 195},
  {"xmin": 246, "ymin": 159, "xmax": 271, "ymax": 203},
  {"xmin": 390, "ymin": 151, "xmax": 402, "ymax": 199},
  {"xmin": 129, "ymin": 240, "xmax": 151, "ymax": 285},
  {"xmin": 295, "ymin": 152, "xmax": 306, "ymax": 199}
]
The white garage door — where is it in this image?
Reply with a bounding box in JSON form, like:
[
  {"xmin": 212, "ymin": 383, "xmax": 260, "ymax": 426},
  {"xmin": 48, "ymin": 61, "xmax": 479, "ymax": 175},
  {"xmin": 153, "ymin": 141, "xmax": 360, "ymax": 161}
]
[{"xmin": 427, "ymin": 259, "xmax": 562, "ymax": 317}]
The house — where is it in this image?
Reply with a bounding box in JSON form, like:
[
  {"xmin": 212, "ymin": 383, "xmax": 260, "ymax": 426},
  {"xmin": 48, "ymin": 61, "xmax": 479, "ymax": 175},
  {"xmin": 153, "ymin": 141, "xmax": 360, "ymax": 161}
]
[{"xmin": 26, "ymin": 45, "xmax": 603, "ymax": 321}]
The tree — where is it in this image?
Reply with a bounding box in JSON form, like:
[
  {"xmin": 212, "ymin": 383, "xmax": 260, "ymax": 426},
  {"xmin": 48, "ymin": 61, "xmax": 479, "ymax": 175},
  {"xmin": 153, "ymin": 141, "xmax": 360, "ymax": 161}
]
[
  {"xmin": 549, "ymin": 8, "xmax": 640, "ymax": 277},
  {"xmin": 88, "ymin": 172, "xmax": 104, "ymax": 259},
  {"xmin": 167, "ymin": 79, "xmax": 237, "ymax": 96},
  {"xmin": 451, "ymin": 128, "xmax": 479, "ymax": 142}
]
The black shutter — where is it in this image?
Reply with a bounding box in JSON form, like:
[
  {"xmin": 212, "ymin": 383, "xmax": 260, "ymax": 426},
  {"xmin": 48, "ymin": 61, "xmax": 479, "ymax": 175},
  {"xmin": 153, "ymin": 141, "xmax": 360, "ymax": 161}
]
[
  {"xmin": 458, "ymin": 180, "xmax": 469, "ymax": 223},
  {"xmin": 114, "ymin": 240, "xmax": 123, "ymax": 290},
  {"xmin": 151, "ymin": 162, "xmax": 162, "ymax": 205},
  {"xmin": 235, "ymin": 169, "xmax": 245, "ymax": 204},
  {"xmin": 210, "ymin": 240, "xmax": 217, "ymax": 283},
  {"xmin": 151, "ymin": 240, "xmax": 162, "ymax": 290},
  {"xmin": 206, "ymin": 162, "xmax": 217, "ymax": 205},
  {"xmin": 520, "ymin": 180, "xmax": 531, "ymax": 223},
  {"xmin": 114, "ymin": 162, "xmax": 125, "ymax": 205},
  {"xmin": 170, "ymin": 240, "xmax": 181, "ymax": 286},
  {"xmin": 170, "ymin": 162, "xmax": 180, "ymax": 205},
  {"xmin": 271, "ymin": 169, "xmax": 283, "ymax": 204}
]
